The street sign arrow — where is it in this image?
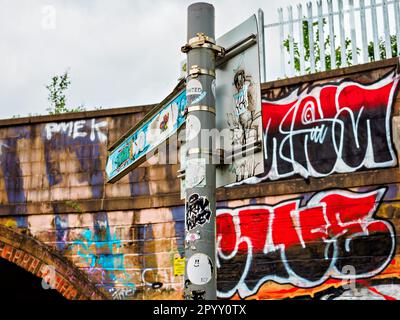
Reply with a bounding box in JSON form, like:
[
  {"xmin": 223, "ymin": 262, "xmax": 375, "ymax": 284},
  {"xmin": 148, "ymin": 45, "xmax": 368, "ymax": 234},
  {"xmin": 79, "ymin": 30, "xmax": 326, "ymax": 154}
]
[{"xmin": 106, "ymin": 82, "xmax": 187, "ymax": 183}]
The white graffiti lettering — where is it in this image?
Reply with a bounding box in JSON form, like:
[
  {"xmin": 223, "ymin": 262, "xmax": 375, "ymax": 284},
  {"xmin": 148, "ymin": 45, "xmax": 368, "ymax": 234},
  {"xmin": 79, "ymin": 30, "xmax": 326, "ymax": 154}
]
[
  {"xmin": 216, "ymin": 188, "xmax": 396, "ymax": 299},
  {"xmin": 45, "ymin": 119, "xmax": 108, "ymax": 141}
]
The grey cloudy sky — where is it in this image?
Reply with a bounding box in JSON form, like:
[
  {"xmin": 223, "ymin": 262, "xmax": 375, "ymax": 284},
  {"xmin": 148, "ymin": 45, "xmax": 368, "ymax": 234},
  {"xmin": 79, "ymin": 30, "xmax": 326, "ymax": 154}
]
[{"xmin": 0, "ymin": 0, "xmax": 350, "ymax": 119}]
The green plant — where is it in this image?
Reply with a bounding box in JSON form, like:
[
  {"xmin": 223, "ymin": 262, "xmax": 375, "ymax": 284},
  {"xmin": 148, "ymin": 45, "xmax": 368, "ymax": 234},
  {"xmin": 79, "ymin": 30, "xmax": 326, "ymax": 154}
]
[
  {"xmin": 368, "ymin": 35, "xmax": 398, "ymax": 61},
  {"xmin": 46, "ymin": 70, "xmax": 86, "ymax": 114},
  {"xmin": 283, "ymin": 19, "xmax": 397, "ymax": 73}
]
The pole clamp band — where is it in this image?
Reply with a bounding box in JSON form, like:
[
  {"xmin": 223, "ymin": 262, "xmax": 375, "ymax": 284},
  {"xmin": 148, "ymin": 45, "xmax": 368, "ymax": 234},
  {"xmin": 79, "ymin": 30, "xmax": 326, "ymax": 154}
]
[
  {"xmin": 187, "ymin": 105, "xmax": 216, "ymax": 114},
  {"xmin": 189, "ymin": 33, "xmax": 216, "ymax": 46},
  {"xmin": 181, "ymin": 33, "xmax": 225, "ymax": 57},
  {"xmin": 188, "ymin": 65, "xmax": 215, "ymax": 78}
]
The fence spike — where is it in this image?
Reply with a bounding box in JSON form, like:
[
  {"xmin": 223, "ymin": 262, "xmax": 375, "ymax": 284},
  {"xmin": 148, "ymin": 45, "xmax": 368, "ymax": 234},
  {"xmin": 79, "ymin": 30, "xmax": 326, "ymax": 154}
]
[
  {"xmin": 382, "ymin": 0, "xmax": 392, "ymax": 59},
  {"xmin": 327, "ymin": 0, "xmax": 336, "ymax": 69},
  {"xmin": 288, "ymin": 6, "xmax": 296, "ymax": 76},
  {"xmin": 278, "ymin": 7, "xmax": 286, "ymax": 78},
  {"xmin": 359, "ymin": 0, "xmax": 369, "ymax": 63},
  {"xmin": 395, "ymin": 0, "xmax": 400, "ymax": 57},
  {"xmin": 338, "ymin": 0, "xmax": 347, "ymax": 67},
  {"xmin": 307, "ymin": 1, "xmax": 316, "ymax": 73},
  {"xmin": 298, "ymin": 4, "xmax": 306, "ymax": 74},
  {"xmin": 317, "ymin": 0, "xmax": 326, "ymax": 71},
  {"xmin": 349, "ymin": 0, "xmax": 358, "ymax": 65},
  {"xmin": 371, "ymin": 0, "xmax": 380, "ymax": 61}
]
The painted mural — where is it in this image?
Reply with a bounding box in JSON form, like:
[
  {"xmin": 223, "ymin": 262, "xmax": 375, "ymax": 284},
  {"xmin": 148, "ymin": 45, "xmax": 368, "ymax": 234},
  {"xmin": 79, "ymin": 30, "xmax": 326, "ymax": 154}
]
[
  {"xmin": 251, "ymin": 68, "xmax": 400, "ymax": 183},
  {"xmin": 0, "ymin": 61, "xmax": 399, "ymax": 300},
  {"xmin": 216, "ymin": 187, "xmax": 399, "ymax": 300}
]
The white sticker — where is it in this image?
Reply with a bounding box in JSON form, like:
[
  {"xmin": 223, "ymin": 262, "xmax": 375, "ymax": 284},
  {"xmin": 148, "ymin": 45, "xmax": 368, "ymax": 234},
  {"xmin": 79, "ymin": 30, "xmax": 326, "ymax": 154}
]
[
  {"xmin": 211, "ymin": 79, "xmax": 216, "ymax": 99},
  {"xmin": 187, "ymin": 253, "xmax": 213, "ymax": 285},
  {"xmin": 187, "ymin": 79, "xmax": 203, "ymax": 96},
  {"xmin": 185, "ymin": 114, "xmax": 201, "ymax": 142},
  {"xmin": 186, "ymin": 158, "xmax": 206, "ymax": 188}
]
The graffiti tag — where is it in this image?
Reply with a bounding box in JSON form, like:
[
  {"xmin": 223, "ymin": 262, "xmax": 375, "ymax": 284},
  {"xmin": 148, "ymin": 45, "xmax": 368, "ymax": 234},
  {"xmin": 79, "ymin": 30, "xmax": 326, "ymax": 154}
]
[
  {"xmin": 260, "ymin": 71, "xmax": 399, "ymax": 181},
  {"xmin": 216, "ymin": 188, "xmax": 395, "ymax": 298},
  {"xmin": 186, "ymin": 194, "xmax": 212, "ymax": 231}
]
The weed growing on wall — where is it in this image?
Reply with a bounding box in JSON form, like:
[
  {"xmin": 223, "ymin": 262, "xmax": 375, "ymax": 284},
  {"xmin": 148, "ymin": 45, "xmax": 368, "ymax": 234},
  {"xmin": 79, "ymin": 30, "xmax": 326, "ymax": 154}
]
[{"xmin": 46, "ymin": 70, "xmax": 86, "ymax": 115}]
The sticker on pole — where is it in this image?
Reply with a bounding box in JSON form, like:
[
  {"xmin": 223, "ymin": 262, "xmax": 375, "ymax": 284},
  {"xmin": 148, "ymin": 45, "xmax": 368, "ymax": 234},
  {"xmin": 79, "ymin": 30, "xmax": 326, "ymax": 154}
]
[
  {"xmin": 187, "ymin": 79, "xmax": 203, "ymax": 96},
  {"xmin": 174, "ymin": 257, "xmax": 185, "ymax": 277},
  {"xmin": 187, "ymin": 253, "xmax": 213, "ymax": 285},
  {"xmin": 186, "ymin": 193, "xmax": 212, "ymax": 231},
  {"xmin": 179, "ymin": 14, "xmax": 264, "ymax": 194},
  {"xmin": 185, "ymin": 158, "xmax": 206, "ymax": 189}
]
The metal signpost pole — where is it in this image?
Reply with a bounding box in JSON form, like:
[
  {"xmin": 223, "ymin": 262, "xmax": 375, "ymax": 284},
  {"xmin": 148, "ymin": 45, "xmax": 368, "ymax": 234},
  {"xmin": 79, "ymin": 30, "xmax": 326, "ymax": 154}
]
[
  {"xmin": 182, "ymin": 3, "xmax": 222, "ymax": 300},
  {"xmin": 106, "ymin": 1, "xmax": 261, "ymax": 301}
]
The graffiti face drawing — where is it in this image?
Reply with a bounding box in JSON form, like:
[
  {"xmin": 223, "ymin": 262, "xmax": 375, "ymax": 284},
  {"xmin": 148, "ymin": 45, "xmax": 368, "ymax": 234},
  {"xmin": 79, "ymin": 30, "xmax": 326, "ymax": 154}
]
[{"xmin": 229, "ymin": 69, "xmax": 260, "ymax": 147}]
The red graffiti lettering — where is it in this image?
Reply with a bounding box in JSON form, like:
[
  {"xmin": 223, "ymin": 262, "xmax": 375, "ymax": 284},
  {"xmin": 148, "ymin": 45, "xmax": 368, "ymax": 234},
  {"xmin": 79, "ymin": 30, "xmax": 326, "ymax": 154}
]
[
  {"xmin": 216, "ymin": 188, "xmax": 395, "ymax": 299},
  {"xmin": 259, "ymin": 72, "xmax": 399, "ymax": 181}
]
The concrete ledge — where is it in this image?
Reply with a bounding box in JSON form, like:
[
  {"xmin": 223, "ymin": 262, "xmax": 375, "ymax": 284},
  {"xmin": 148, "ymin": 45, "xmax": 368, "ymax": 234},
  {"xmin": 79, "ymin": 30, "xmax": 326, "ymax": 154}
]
[
  {"xmin": 0, "ymin": 104, "xmax": 157, "ymax": 128},
  {"xmin": 261, "ymin": 57, "xmax": 399, "ymax": 90}
]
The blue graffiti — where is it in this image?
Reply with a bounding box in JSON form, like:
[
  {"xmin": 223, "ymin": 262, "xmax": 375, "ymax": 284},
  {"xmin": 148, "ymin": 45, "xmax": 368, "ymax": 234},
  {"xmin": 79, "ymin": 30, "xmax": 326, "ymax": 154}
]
[
  {"xmin": 71, "ymin": 216, "xmax": 136, "ymax": 293},
  {"xmin": 43, "ymin": 119, "xmax": 108, "ymax": 251},
  {"xmin": 171, "ymin": 206, "xmax": 185, "ymax": 257},
  {"xmin": 0, "ymin": 127, "xmax": 30, "ymax": 228}
]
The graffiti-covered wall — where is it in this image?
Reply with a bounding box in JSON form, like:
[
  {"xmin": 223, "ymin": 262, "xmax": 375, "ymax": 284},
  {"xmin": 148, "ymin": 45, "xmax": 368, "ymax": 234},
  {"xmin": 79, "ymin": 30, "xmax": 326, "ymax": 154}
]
[
  {"xmin": 0, "ymin": 58, "xmax": 399, "ymax": 300},
  {"xmin": 260, "ymin": 65, "xmax": 399, "ymax": 181},
  {"xmin": 216, "ymin": 58, "xmax": 400, "ymax": 300},
  {"xmin": 0, "ymin": 105, "xmax": 186, "ymax": 300}
]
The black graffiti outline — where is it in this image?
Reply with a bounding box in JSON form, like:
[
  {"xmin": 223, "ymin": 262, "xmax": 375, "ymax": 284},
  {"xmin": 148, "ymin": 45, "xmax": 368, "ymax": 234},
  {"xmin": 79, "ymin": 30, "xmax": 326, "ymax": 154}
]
[
  {"xmin": 186, "ymin": 193, "xmax": 212, "ymax": 231},
  {"xmin": 191, "ymin": 290, "xmax": 206, "ymax": 300},
  {"xmin": 246, "ymin": 67, "xmax": 400, "ymax": 185},
  {"xmin": 216, "ymin": 186, "xmax": 396, "ymax": 299}
]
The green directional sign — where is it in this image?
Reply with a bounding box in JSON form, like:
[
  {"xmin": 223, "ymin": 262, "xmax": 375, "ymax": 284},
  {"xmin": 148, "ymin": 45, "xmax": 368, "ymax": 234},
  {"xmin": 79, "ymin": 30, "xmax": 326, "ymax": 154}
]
[{"xmin": 106, "ymin": 87, "xmax": 187, "ymax": 183}]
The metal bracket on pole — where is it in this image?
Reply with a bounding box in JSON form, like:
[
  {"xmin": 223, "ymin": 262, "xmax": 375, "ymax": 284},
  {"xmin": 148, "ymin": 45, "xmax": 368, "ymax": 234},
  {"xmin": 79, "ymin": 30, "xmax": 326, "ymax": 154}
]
[
  {"xmin": 181, "ymin": 32, "xmax": 225, "ymax": 57},
  {"xmin": 177, "ymin": 168, "xmax": 186, "ymax": 179},
  {"xmin": 187, "ymin": 105, "xmax": 216, "ymax": 114},
  {"xmin": 223, "ymin": 140, "xmax": 262, "ymax": 163},
  {"xmin": 216, "ymin": 34, "xmax": 257, "ymax": 68},
  {"xmin": 187, "ymin": 148, "xmax": 222, "ymax": 156},
  {"xmin": 187, "ymin": 148, "xmax": 225, "ymax": 165},
  {"xmin": 188, "ymin": 65, "xmax": 215, "ymax": 78}
]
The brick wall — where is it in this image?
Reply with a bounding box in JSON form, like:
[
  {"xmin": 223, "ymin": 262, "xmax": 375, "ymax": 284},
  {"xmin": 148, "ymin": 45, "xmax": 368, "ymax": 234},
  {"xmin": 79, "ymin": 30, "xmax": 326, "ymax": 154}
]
[{"xmin": 0, "ymin": 58, "xmax": 399, "ymax": 300}]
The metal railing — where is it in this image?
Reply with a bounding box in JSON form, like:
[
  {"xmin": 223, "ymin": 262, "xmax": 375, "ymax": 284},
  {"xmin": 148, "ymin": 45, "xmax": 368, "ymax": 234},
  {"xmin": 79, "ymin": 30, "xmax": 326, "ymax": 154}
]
[{"xmin": 261, "ymin": 0, "xmax": 400, "ymax": 80}]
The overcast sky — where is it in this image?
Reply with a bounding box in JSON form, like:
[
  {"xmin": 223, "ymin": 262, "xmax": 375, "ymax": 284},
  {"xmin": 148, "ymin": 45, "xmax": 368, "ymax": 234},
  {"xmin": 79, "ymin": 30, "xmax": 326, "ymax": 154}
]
[{"xmin": 0, "ymin": 0, "xmax": 308, "ymax": 119}]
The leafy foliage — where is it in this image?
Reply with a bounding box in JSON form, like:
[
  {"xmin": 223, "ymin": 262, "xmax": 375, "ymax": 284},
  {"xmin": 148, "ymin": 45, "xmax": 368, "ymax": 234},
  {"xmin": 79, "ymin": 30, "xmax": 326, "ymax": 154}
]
[
  {"xmin": 368, "ymin": 35, "xmax": 398, "ymax": 61},
  {"xmin": 46, "ymin": 71, "xmax": 85, "ymax": 115},
  {"xmin": 283, "ymin": 19, "xmax": 397, "ymax": 73}
]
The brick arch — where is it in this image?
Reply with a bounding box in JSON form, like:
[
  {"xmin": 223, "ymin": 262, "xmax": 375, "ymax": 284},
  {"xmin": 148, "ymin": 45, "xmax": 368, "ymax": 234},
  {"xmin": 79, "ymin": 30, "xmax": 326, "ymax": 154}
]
[{"xmin": 0, "ymin": 224, "xmax": 110, "ymax": 300}]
